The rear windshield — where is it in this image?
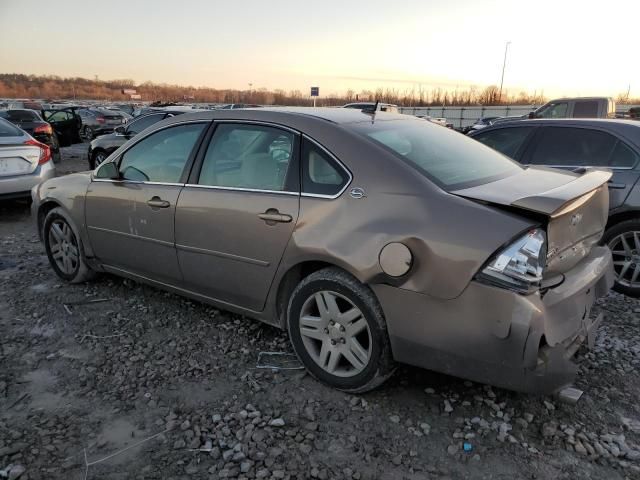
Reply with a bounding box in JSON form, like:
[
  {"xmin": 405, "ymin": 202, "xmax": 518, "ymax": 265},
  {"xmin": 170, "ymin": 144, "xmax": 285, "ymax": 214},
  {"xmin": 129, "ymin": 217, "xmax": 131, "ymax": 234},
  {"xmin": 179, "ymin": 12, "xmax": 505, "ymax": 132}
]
[
  {"xmin": 351, "ymin": 118, "xmax": 522, "ymax": 190},
  {"xmin": 0, "ymin": 118, "xmax": 23, "ymax": 137},
  {"xmin": 4, "ymin": 110, "xmax": 40, "ymax": 121}
]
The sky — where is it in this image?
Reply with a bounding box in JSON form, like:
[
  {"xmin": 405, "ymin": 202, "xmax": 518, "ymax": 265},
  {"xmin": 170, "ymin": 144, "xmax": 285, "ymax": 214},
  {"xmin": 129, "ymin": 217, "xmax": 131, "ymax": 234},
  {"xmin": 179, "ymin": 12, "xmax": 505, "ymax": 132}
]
[{"xmin": 0, "ymin": 0, "xmax": 637, "ymax": 98}]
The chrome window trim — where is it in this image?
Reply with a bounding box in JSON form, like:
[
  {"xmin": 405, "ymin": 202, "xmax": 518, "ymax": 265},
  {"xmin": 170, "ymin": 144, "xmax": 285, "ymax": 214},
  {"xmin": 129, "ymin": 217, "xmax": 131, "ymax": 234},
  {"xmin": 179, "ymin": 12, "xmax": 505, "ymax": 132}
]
[
  {"xmin": 92, "ymin": 179, "xmax": 184, "ymax": 187},
  {"xmin": 300, "ymin": 134, "xmax": 353, "ymax": 200},
  {"xmin": 212, "ymin": 119, "xmax": 298, "ymax": 134},
  {"xmin": 183, "ymin": 183, "xmax": 299, "ymax": 196}
]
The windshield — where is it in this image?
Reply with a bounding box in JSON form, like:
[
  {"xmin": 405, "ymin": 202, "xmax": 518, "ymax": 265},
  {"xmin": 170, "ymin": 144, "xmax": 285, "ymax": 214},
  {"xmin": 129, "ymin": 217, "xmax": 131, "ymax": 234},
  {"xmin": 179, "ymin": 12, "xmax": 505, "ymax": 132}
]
[{"xmin": 352, "ymin": 118, "xmax": 522, "ymax": 190}]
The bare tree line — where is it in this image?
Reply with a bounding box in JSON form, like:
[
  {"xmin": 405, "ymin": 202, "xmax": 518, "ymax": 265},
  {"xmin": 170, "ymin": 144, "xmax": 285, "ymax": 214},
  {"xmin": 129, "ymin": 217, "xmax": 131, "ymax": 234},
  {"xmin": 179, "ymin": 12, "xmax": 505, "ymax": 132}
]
[{"xmin": 0, "ymin": 73, "xmax": 637, "ymax": 106}]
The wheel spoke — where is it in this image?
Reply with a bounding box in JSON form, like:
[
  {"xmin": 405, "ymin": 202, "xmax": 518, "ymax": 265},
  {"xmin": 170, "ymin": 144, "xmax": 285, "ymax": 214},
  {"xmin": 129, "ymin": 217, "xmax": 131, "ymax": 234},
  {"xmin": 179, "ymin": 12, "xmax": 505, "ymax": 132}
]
[
  {"xmin": 634, "ymin": 232, "xmax": 640, "ymax": 252},
  {"xmin": 300, "ymin": 317, "xmax": 327, "ymax": 341},
  {"xmin": 620, "ymin": 261, "xmax": 632, "ymax": 279},
  {"xmin": 348, "ymin": 338, "xmax": 369, "ymax": 365},
  {"xmin": 53, "ymin": 250, "xmax": 64, "ymax": 261},
  {"xmin": 326, "ymin": 349, "xmax": 340, "ymax": 373},
  {"xmin": 620, "ymin": 235, "xmax": 633, "ymax": 256},
  {"xmin": 50, "ymin": 223, "xmax": 64, "ymax": 242},
  {"xmin": 318, "ymin": 340, "xmax": 330, "ymax": 367},
  {"xmin": 339, "ymin": 307, "xmax": 362, "ymax": 324},
  {"xmin": 632, "ymin": 265, "xmax": 640, "ymax": 284},
  {"xmin": 347, "ymin": 317, "xmax": 367, "ymax": 336}
]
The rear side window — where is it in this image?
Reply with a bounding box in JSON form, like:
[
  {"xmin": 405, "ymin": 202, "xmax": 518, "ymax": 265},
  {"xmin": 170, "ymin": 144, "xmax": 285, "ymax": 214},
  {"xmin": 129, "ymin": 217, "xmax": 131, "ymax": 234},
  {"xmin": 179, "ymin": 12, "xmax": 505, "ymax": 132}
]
[
  {"xmin": 119, "ymin": 123, "xmax": 206, "ymax": 183},
  {"xmin": 610, "ymin": 141, "xmax": 639, "ymax": 168},
  {"xmin": 5, "ymin": 110, "xmax": 40, "ymax": 121},
  {"xmin": 473, "ymin": 127, "xmax": 534, "ymax": 159},
  {"xmin": 301, "ymin": 138, "xmax": 348, "ymax": 196},
  {"xmin": 529, "ymin": 127, "xmax": 617, "ymax": 167},
  {"xmin": 573, "ymin": 101, "xmax": 599, "ymax": 118},
  {"xmin": 0, "ymin": 118, "xmax": 22, "ymax": 137}
]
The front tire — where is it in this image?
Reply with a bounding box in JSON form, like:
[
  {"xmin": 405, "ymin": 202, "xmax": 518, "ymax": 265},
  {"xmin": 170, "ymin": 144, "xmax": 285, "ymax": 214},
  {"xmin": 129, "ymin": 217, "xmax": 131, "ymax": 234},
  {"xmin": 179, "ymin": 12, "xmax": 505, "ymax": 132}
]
[
  {"xmin": 603, "ymin": 219, "xmax": 640, "ymax": 298},
  {"xmin": 90, "ymin": 150, "xmax": 107, "ymax": 169},
  {"xmin": 287, "ymin": 268, "xmax": 395, "ymax": 393},
  {"xmin": 43, "ymin": 207, "xmax": 95, "ymax": 283}
]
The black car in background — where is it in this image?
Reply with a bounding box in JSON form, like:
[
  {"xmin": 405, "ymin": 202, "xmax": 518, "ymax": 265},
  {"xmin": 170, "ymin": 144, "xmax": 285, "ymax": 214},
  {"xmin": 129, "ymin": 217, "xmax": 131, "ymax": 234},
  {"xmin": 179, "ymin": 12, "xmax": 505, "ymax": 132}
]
[
  {"xmin": 470, "ymin": 119, "xmax": 640, "ymax": 297},
  {"xmin": 0, "ymin": 109, "xmax": 66, "ymax": 162},
  {"xmin": 41, "ymin": 109, "xmax": 83, "ymax": 145},
  {"xmin": 87, "ymin": 111, "xmax": 186, "ymax": 168}
]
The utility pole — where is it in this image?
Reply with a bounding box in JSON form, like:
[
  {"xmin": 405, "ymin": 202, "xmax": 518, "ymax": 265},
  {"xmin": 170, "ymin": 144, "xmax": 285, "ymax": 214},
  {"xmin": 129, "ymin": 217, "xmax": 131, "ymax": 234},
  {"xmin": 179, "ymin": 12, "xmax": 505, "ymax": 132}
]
[{"xmin": 499, "ymin": 41, "xmax": 511, "ymax": 103}]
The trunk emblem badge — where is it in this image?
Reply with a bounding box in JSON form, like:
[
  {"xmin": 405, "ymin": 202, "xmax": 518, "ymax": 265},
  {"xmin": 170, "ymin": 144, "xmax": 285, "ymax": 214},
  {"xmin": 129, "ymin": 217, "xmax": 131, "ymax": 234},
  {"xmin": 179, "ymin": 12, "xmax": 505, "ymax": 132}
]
[{"xmin": 570, "ymin": 213, "xmax": 583, "ymax": 226}]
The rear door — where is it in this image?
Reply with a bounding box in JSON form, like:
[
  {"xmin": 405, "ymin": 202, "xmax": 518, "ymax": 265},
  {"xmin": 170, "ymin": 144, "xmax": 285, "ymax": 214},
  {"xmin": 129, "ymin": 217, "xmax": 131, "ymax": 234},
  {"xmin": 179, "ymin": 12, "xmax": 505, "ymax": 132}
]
[
  {"xmin": 521, "ymin": 126, "xmax": 640, "ymax": 209},
  {"xmin": 175, "ymin": 122, "xmax": 300, "ymax": 312},
  {"xmin": 86, "ymin": 121, "xmax": 208, "ymax": 283},
  {"xmin": 44, "ymin": 110, "xmax": 76, "ymax": 146}
]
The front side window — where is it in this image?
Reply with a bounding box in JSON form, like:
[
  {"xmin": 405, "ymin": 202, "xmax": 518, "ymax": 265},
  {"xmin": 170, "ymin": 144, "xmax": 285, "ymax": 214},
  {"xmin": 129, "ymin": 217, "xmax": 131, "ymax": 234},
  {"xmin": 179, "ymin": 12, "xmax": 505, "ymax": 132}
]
[
  {"xmin": 119, "ymin": 123, "xmax": 206, "ymax": 183},
  {"xmin": 198, "ymin": 123, "xmax": 295, "ymax": 191},
  {"xmin": 473, "ymin": 127, "xmax": 534, "ymax": 159},
  {"xmin": 529, "ymin": 127, "xmax": 617, "ymax": 167},
  {"xmin": 353, "ymin": 119, "xmax": 522, "ymax": 190},
  {"xmin": 301, "ymin": 139, "xmax": 348, "ymax": 196}
]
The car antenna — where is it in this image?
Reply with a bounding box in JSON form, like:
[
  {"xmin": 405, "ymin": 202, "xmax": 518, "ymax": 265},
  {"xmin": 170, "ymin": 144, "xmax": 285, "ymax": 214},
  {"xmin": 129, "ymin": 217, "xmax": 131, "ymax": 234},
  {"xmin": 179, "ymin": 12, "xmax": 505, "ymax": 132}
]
[{"xmin": 362, "ymin": 100, "xmax": 379, "ymax": 115}]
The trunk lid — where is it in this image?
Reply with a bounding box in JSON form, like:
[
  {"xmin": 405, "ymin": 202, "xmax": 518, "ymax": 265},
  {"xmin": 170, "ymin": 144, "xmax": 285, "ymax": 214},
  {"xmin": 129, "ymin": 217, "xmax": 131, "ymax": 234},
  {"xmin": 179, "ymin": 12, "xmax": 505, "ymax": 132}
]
[
  {"xmin": 452, "ymin": 166, "xmax": 612, "ymax": 273},
  {"xmin": 0, "ymin": 143, "xmax": 41, "ymax": 176}
]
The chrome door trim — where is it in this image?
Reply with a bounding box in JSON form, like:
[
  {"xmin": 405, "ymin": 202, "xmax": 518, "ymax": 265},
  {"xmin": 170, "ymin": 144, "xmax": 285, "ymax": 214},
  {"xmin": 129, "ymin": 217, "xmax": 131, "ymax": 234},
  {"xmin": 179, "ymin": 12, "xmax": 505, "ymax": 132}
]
[{"xmin": 182, "ymin": 183, "xmax": 298, "ymax": 196}]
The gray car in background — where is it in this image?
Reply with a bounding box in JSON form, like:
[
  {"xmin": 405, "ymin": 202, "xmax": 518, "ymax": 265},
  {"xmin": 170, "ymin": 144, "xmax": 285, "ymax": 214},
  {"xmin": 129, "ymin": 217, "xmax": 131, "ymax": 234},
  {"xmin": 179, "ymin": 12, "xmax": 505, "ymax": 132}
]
[
  {"xmin": 32, "ymin": 108, "xmax": 613, "ymax": 394},
  {"xmin": 77, "ymin": 108, "xmax": 128, "ymax": 140},
  {"xmin": 0, "ymin": 117, "xmax": 55, "ymax": 200}
]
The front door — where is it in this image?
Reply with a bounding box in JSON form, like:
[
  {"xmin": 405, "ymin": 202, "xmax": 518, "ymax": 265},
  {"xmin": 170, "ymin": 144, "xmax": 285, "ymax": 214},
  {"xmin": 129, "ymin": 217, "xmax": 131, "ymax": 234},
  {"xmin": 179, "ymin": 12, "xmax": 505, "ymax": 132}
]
[
  {"xmin": 175, "ymin": 122, "xmax": 300, "ymax": 312},
  {"xmin": 85, "ymin": 122, "xmax": 208, "ymax": 283},
  {"xmin": 43, "ymin": 110, "xmax": 76, "ymax": 146}
]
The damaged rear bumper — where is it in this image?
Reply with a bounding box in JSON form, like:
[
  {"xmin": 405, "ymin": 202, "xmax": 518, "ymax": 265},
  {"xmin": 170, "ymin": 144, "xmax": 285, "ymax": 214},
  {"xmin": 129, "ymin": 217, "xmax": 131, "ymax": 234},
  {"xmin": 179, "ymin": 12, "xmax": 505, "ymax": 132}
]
[{"xmin": 373, "ymin": 246, "xmax": 614, "ymax": 394}]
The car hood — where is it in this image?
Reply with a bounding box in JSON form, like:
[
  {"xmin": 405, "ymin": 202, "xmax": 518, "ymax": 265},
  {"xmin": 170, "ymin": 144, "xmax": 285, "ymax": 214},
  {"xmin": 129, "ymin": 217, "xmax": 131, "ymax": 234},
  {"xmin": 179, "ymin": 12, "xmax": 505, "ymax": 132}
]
[{"xmin": 452, "ymin": 166, "xmax": 612, "ymax": 274}]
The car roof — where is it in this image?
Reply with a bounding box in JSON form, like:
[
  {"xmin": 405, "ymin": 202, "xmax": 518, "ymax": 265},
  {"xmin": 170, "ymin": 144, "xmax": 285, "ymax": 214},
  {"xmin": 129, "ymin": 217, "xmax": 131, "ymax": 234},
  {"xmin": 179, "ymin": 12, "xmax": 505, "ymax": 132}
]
[{"xmin": 165, "ymin": 107, "xmax": 409, "ymax": 125}]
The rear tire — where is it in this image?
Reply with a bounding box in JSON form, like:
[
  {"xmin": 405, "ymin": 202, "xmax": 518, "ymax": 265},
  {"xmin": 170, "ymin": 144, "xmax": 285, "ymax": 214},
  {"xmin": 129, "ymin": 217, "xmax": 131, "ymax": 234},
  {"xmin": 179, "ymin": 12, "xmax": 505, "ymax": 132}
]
[
  {"xmin": 43, "ymin": 207, "xmax": 95, "ymax": 283},
  {"xmin": 82, "ymin": 126, "xmax": 94, "ymax": 141},
  {"xmin": 602, "ymin": 219, "xmax": 640, "ymax": 298},
  {"xmin": 287, "ymin": 267, "xmax": 395, "ymax": 393}
]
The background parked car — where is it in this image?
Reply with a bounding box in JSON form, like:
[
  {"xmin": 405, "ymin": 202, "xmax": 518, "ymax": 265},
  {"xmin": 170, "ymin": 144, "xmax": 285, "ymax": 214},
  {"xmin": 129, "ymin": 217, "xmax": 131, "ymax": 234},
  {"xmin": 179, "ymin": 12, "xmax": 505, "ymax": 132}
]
[
  {"xmin": 492, "ymin": 97, "xmax": 616, "ymax": 126},
  {"xmin": 7, "ymin": 100, "xmax": 43, "ymax": 111},
  {"xmin": 77, "ymin": 108, "xmax": 128, "ymax": 139},
  {"xmin": 216, "ymin": 104, "xmax": 262, "ymax": 110},
  {"xmin": 470, "ymin": 118, "xmax": 640, "ymax": 296},
  {"xmin": 87, "ymin": 111, "xmax": 187, "ymax": 168},
  {"xmin": 462, "ymin": 116, "xmax": 502, "ymax": 134},
  {"xmin": 0, "ymin": 109, "xmax": 63, "ymax": 163},
  {"xmin": 342, "ymin": 102, "xmax": 399, "ymax": 113},
  {"xmin": 0, "ymin": 117, "xmax": 55, "ymax": 200}
]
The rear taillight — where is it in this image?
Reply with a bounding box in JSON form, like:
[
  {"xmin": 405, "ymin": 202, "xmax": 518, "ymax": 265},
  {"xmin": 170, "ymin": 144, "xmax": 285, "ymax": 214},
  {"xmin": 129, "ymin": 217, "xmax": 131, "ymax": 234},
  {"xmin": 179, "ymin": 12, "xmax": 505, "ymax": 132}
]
[
  {"xmin": 96, "ymin": 116, "xmax": 105, "ymax": 124},
  {"xmin": 24, "ymin": 139, "xmax": 52, "ymax": 165},
  {"xmin": 34, "ymin": 124, "xmax": 53, "ymax": 135}
]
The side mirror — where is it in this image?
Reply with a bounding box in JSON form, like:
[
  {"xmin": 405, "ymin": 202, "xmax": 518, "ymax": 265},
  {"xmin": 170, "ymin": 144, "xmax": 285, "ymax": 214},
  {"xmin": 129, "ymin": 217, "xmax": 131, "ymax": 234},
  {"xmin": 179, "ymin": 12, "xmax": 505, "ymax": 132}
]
[
  {"xmin": 114, "ymin": 126, "xmax": 126, "ymax": 135},
  {"xmin": 95, "ymin": 161, "xmax": 120, "ymax": 179},
  {"xmin": 528, "ymin": 112, "xmax": 535, "ymax": 119}
]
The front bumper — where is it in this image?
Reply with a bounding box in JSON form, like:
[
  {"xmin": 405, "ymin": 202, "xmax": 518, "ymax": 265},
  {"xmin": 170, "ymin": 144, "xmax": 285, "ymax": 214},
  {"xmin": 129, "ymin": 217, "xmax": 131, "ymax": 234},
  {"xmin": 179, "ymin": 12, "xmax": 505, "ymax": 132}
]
[
  {"xmin": 0, "ymin": 160, "xmax": 56, "ymax": 199},
  {"xmin": 373, "ymin": 246, "xmax": 614, "ymax": 394}
]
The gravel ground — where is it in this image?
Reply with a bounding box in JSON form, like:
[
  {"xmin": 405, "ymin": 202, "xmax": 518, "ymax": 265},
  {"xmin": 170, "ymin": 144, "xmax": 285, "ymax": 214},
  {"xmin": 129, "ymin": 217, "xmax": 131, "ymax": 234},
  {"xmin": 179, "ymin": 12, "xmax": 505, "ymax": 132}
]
[{"xmin": 1, "ymin": 143, "xmax": 640, "ymax": 479}]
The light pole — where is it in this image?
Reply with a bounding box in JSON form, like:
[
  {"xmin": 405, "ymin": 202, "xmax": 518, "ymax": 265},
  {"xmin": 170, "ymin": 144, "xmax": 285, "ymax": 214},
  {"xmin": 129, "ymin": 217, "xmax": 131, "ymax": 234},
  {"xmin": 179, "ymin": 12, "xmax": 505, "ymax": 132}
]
[{"xmin": 499, "ymin": 41, "xmax": 511, "ymax": 103}]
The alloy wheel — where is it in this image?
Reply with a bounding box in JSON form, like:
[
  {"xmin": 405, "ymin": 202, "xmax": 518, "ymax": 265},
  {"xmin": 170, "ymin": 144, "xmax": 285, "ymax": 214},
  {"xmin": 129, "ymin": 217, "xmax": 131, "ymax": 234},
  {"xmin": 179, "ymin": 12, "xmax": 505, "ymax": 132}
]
[
  {"xmin": 609, "ymin": 231, "xmax": 640, "ymax": 287},
  {"xmin": 298, "ymin": 290, "xmax": 372, "ymax": 377},
  {"xmin": 48, "ymin": 219, "xmax": 79, "ymax": 276}
]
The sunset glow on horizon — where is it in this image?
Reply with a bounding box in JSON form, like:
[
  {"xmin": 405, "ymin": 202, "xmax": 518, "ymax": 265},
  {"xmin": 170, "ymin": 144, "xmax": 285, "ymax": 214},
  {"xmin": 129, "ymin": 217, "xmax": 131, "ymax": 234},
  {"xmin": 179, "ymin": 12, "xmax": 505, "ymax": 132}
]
[{"xmin": 0, "ymin": 0, "xmax": 637, "ymax": 99}]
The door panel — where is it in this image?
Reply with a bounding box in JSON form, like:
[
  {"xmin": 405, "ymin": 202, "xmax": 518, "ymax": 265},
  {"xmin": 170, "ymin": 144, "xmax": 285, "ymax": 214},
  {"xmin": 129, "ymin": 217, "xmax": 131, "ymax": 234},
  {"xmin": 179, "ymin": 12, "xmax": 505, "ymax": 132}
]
[
  {"xmin": 85, "ymin": 181, "xmax": 183, "ymax": 283},
  {"xmin": 44, "ymin": 110, "xmax": 76, "ymax": 146},
  {"xmin": 175, "ymin": 188, "xmax": 299, "ymax": 311}
]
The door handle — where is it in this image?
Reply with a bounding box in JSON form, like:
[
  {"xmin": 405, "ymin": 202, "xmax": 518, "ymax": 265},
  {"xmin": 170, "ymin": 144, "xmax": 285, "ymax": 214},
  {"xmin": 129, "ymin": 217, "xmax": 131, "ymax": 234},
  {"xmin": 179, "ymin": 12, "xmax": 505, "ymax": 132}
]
[
  {"xmin": 607, "ymin": 181, "xmax": 627, "ymax": 189},
  {"xmin": 147, "ymin": 197, "xmax": 171, "ymax": 208},
  {"xmin": 258, "ymin": 210, "xmax": 292, "ymax": 224}
]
